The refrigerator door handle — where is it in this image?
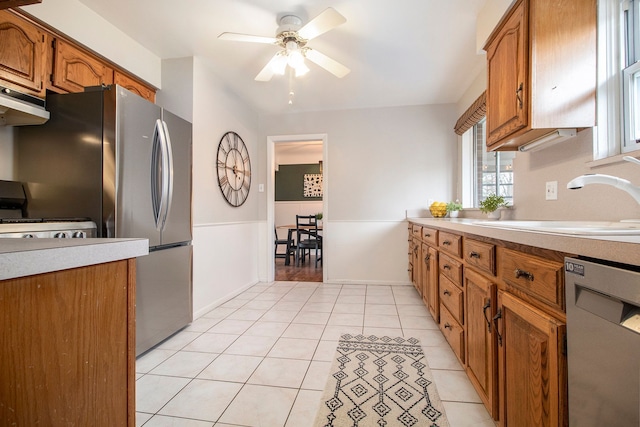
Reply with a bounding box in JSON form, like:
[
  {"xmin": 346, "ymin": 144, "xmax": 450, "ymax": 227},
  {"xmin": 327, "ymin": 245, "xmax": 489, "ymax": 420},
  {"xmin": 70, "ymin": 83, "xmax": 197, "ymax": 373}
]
[
  {"xmin": 160, "ymin": 119, "xmax": 174, "ymax": 230},
  {"xmin": 151, "ymin": 118, "xmax": 170, "ymax": 230}
]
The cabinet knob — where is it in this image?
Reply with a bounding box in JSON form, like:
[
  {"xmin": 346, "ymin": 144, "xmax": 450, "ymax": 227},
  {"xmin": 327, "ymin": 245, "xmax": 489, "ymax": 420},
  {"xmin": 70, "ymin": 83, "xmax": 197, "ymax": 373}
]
[
  {"xmin": 443, "ymin": 290, "xmax": 451, "ymax": 296},
  {"xmin": 444, "ymin": 323, "xmax": 452, "ymax": 330},
  {"xmin": 469, "ymin": 251, "xmax": 480, "ymax": 259},
  {"xmin": 443, "ymin": 264, "xmax": 451, "ymax": 270},
  {"xmin": 442, "ymin": 240, "xmax": 451, "ymax": 246}
]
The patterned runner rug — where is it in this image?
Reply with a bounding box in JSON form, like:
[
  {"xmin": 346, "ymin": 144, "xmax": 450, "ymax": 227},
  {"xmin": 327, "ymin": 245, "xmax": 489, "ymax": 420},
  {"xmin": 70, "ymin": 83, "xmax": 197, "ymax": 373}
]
[{"xmin": 314, "ymin": 334, "xmax": 449, "ymax": 427}]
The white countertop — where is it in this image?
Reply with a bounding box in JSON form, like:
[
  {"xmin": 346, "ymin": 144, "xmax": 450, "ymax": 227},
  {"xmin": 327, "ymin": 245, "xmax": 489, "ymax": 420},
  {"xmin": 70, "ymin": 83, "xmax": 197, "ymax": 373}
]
[
  {"xmin": 0, "ymin": 238, "xmax": 149, "ymax": 281},
  {"xmin": 407, "ymin": 218, "xmax": 640, "ymax": 267}
]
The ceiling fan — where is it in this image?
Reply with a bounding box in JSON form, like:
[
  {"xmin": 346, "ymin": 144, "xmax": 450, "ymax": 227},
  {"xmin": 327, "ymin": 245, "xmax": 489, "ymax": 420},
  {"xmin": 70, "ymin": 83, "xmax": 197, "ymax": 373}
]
[{"xmin": 218, "ymin": 7, "xmax": 351, "ymax": 82}]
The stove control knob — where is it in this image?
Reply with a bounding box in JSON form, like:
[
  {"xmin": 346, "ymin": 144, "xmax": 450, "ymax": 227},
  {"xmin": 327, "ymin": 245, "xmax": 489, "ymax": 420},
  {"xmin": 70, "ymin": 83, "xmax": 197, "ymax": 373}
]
[
  {"xmin": 72, "ymin": 231, "xmax": 86, "ymax": 238},
  {"xmin": 23, "ymin": 234, "xmax": 35, "ymax": 238},
  {"xmin": 54, "ymin": 232, "xmax": 68, "ymax": 238}
]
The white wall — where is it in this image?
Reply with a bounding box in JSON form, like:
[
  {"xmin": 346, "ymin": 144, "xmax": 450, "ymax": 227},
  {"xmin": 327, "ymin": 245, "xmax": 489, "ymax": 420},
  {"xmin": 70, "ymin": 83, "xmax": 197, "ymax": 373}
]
[
  {"xmin": 259, "ymin": 105, "xmax": 458, "ymax": 284},
  {"xmin": 161, "ymin": 57, "xmax": 262, "ymax": 318}
]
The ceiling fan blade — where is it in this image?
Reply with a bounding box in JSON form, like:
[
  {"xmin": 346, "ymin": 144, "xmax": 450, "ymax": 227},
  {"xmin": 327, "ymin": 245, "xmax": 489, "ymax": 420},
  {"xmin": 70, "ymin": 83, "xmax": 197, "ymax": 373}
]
[
  {"xmin": 305, "ymin": 49, "xmax": 350, "ymax": 78},
  {"xmin": 218, "ymin": 32, "xmax": 278, "ymax": 44},
  {"xmin": 255, "ymin": 53, "xmax": 281, "ymax": 81},
  {"xmin": 297, "ymin": 7, "xmax": 346, "ymax": 40}
]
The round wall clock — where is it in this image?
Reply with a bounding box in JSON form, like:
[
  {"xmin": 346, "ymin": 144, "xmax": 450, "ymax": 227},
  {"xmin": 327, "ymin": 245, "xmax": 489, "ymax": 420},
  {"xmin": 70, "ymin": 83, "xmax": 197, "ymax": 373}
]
[{"xmin": 216, "ymin": 131, "xmax": 251, "ymax": 207}]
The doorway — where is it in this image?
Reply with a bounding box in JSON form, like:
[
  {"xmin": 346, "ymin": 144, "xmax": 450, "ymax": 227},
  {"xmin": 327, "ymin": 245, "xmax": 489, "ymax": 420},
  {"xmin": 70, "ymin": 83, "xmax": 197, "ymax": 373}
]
[{"xmin": 267, "ymin": 133, "xmax": 327, "ymax": 282}]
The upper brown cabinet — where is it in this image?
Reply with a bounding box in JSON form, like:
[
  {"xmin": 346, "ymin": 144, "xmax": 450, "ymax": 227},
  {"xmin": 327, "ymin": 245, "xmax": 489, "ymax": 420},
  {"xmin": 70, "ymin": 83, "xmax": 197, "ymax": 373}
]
[
  {"xmin": 0, "ymin": 10, "xmax": 155, "ymax": 102},
  {"xmin": 484, "ymin": 0, "xmax": 596, "ymax": 151},
  {"xmin": 51, "ymin": 39, "xmax": 114, "ymax": 93},
  {"xmin": 0, "ymin": 10, "xmax": 46, "ymax": 95},
  {"xmin": 114, "ymin": 70, "xmax": 155, "ymax": 103},
  {"xmin": 0, "ymin": 0, "xmax": 41, "ymax": 10}
]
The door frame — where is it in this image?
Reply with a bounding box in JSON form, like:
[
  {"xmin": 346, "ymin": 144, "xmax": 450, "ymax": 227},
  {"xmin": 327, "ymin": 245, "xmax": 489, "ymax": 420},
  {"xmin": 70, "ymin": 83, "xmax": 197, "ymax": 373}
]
[{"xmin": 267, "ymin": 133, "xmax": 328, "ymax": 282}]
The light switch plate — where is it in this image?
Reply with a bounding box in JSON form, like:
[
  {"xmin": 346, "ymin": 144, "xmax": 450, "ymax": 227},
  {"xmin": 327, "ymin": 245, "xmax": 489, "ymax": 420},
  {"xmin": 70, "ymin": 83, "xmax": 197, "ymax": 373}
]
[
  {"xmin": 258, "ymin": 184, "xmax": 264, "ymax": 193},
  {"xmin": 546, "ymin": 181, "xmax": 558, "ymax": 200}
]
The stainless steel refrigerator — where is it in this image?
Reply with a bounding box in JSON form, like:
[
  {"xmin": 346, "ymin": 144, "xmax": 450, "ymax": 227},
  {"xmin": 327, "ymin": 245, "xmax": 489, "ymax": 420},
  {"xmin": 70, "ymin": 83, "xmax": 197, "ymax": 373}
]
[{"xmin": 16, "ymin": 85, "xmax": 193, "ymax": 356}]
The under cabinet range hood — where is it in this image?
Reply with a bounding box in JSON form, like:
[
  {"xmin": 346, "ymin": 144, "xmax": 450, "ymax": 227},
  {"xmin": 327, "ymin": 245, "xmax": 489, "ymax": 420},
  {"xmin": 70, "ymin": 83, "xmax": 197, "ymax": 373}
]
[{"xmin": 0, "ymin": 86, "xmax": 49, "ymax": 126}]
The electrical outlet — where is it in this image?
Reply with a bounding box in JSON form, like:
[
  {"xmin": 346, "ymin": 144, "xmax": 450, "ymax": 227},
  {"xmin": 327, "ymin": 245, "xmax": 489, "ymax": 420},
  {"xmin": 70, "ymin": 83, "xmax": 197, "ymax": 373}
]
[
  {"xmin": 258, "ymin": 184, "xmax": 264, "ymax": 193},
  {"xmin": 546, "ymin": 181, "xmax": 558, "ymax": 200}
]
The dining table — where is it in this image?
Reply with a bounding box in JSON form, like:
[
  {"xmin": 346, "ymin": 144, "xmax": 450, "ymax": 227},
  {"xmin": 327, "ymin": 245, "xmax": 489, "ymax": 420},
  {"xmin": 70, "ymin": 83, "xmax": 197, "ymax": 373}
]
[{"xmin": 276, "ymin": 224, "xmax": 323, "ymax": 266}]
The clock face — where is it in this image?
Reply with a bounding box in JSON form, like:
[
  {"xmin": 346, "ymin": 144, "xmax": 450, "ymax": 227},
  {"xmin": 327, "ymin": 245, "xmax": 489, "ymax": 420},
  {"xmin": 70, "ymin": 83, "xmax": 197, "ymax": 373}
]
[{"xmin": 216, "ymin": 131, "xmax": 251, "ymax": 207}]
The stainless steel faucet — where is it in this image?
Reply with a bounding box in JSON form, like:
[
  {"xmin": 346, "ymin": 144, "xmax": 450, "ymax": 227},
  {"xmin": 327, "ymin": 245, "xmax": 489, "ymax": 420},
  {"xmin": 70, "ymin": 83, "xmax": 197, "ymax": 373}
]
[{"xmin": 567, "ymin": 157, "xmax": 640, "ymax": 205}]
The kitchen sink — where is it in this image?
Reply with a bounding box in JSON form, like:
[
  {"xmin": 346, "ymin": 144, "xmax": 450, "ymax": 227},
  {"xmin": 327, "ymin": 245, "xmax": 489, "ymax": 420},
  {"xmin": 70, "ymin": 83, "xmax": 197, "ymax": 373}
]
[{"xmin": 471, "ymin": 220, "xmax": 640, "ymax": 235}]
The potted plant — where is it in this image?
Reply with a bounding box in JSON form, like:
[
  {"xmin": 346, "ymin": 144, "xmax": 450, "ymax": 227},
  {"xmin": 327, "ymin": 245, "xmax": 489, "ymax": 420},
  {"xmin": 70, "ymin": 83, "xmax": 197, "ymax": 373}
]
[
  {"xmin": 315, "ymin": 212, "xmax": 323, "ymax": 225},
  {"xmin": 479, "ymin": 194, "xmax": 508, "ymax": 219},
  {"xmin": 446, "ymin": 200, "xmax": 463, "ymax": 218}
]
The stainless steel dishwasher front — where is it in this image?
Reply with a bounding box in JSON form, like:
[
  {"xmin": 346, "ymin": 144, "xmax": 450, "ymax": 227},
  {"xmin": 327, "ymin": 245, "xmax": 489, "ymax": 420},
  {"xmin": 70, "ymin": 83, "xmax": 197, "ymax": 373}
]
[{"xmin": 565, "ymin": 257, "xmax": 640, "ymax": 426}]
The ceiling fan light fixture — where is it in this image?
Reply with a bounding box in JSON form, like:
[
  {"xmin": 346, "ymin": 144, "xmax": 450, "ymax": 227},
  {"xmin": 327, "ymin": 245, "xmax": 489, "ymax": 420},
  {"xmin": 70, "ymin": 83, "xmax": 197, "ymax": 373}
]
[
  {"xmin": 287, "ymin": 49, "xmax": 305, "ymax": 69},
  {"xmin": 295, "ymin": 62, "xmax": 310, "ymax": 77},
  {"xmin": 271, "ymin": 53, "xmax": 288, "ymax": 75}
]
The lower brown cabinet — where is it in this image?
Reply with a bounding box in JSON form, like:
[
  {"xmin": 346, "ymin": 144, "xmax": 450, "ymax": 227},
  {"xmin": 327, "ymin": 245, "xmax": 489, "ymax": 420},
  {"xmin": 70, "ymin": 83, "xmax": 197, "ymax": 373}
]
[
  {"xmin": 495, "ymin": 291, "xmax": 566, "ymax": 427},
  {"xmin": 464, "ymin": 267, "xmax": 498, "ymax": 418},
  {"xmin": 0, "ymin": 259, "xmax": 136, "ymax": 426}
]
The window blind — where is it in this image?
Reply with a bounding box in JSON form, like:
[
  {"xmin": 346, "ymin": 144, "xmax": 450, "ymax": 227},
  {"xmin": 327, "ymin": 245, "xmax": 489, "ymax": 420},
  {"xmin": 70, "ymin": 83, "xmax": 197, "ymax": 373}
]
[{"xmin": 454, "ymin": 91, "xmax": 486, "ymax": 135}]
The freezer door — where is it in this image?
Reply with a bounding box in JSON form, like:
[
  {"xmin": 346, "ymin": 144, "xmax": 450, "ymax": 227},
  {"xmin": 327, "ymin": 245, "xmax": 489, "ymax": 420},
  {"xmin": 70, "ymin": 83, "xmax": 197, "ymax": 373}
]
[
  {"xmin": 161, "ymin": 109, "xmax": 192, "ymax": 245},
  {"xmin": 136, "ymin": 244, "xmax": 193, "ymax": 356},
  {"xmin": 115, "ymin": 86, "xmax": 162, "ymax": 245}
]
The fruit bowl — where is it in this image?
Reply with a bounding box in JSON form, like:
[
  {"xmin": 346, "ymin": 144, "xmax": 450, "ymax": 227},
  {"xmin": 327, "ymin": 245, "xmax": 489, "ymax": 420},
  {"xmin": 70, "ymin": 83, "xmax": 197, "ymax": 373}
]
[{"xmin": 429, "ymin": 202, "xmax": 447, "ymax": 218}]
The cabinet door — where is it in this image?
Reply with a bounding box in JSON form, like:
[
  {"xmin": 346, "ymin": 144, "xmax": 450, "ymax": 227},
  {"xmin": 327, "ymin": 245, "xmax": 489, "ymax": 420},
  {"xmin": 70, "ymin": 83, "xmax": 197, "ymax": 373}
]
[
  {"xmin": 496, "ymin": 291, "xmax": 566, "ymax": 427},
  {"xmin": 51, "ymin": 39, "xmax": 113, "ymax": 93},
  {"xmin": 411, "ymin": 237, "xmax": 422, "ymax": 296},
  {"xmin": 0, "ymin": 260, "xmax": 135, "ymax": 426},
  {"xmin": 485, "ymin": 0, "xmax": 528, "ymax": 147},
  {"xmin": 114, "ymin": 70, "xmax": 155, "ymax": 103},
  {"xmin": 0, "ymin": 10, "xmax": 46, "ymax": 95},
  {"xmin": 422, "ymin": 244, "xmax": 439, "ymax": 322},
  {"xmin": 465, "ymin": 268, "xmax": 497, "ymax": 418}
]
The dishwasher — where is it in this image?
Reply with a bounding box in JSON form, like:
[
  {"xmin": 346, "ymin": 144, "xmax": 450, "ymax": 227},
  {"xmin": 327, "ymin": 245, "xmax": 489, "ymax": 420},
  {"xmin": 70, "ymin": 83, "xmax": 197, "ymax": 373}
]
[{"xmin": 565, "ymin": 257, "xmax": 640, "ymax": 426}]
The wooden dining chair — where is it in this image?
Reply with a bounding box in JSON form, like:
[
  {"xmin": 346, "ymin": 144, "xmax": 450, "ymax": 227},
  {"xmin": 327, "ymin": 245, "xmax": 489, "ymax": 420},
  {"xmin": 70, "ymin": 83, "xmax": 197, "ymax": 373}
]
[
  {"xmin": 274, "ymin": 227, "xmax": 296, "ymax": 266},
  {"xmin": 295, "ymin": 215, "xmax": 322, "ymax": 268}
]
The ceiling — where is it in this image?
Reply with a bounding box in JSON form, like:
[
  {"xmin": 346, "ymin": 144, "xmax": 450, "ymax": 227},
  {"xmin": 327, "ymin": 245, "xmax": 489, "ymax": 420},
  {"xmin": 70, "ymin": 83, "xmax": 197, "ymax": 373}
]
[{"xmin": 77, "ymin": 0, "xmax": 487, "ymax": 114}]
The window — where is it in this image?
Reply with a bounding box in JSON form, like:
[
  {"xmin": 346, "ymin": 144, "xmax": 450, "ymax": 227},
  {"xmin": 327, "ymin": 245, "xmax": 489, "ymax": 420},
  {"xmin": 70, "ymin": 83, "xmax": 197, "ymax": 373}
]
[
  {"xmin": 461, "ymin": 119, "xmax": 515, "ymax": 208},
  {"xmin": 595, "ymin": 0, "xmax": 640, "ymax": 158},
  {"xmin": 623, "ymin": 0, "xmax": 640, "ymax": 152}
]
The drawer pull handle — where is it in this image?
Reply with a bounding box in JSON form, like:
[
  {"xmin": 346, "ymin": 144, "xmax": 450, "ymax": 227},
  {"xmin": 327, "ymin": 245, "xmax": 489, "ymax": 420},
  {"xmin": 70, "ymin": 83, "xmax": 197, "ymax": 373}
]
[
  {"xmin": 444, "ymin": 323, "xmax": 452, "ymax": 330},
  {"xmin": 470, "ymin": 251, "xmax": 480, "ymax": 259},
  {"xmin": 514, "ymin": 268, "xmax": 534, "ymax": 281},
  {"xmin": 443, "ymin": 264, "xmax": 451, "ymax": 270},
  {"xmin": 443, "ymin": 290, "xmax": 451, "ymax": 296},
  {"xmin": 442, "ymin": 240, "xmax": 451, "ymax": 246},
  {"xmin": 425, "ymin": 233, "xmax": 431, "ymax": 237}
]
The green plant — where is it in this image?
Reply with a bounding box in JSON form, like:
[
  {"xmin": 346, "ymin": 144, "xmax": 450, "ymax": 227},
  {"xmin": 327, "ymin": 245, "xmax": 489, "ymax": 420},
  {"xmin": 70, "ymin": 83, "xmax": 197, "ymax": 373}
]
[
  {"xmin": 446, "ymin": 200, "xmax": 463, "ymax": 213},
  {"xmin": 479, "ymin": 194, "xmax": 507, "ymax": 213},
  {"xmin": 315, "ymin": 213, "xmax": 323, "ymax": 220}
]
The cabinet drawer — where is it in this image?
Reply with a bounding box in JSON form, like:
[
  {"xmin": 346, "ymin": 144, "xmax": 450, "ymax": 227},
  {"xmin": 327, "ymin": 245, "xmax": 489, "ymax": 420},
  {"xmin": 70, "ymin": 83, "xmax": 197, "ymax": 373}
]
[
  {"xmin": 440, "ymin": 274, "xmax": 464, "ymax": 324},
  {"xmin": 421, "ymin": 227, "xmax": 438, "ymax": 246},
  {"xmin": 498, "ymin": 248, "xmax": 565, "ymax": 310},
  {"xmin": 411, "ymin": 224, "xmax": 422, "ymax": 237},
  {"xmin": 464, "ymin": 238, "xmax": 496, "ymax": 276},
  {"xmin": 439, "ymin": 231, "xmax": 462, "ymax": 257},
  {"xmin": 440, "ymin": 305, "xmax": 465, "ymax": 364},
  {"xmin": 439, "ymin": 252, "xmax": 463, "ymax": 286}
]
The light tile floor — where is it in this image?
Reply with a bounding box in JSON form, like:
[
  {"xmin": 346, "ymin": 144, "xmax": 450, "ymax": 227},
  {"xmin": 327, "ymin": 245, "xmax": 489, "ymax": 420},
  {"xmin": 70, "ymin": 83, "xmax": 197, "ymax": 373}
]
[{"xmin": 136, "ymin": 282, "xmax": 496, "ymax": 427}]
